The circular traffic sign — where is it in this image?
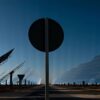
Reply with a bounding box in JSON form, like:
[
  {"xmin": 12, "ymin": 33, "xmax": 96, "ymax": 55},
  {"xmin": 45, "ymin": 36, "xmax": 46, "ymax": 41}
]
[{"xmin": 28, "ymin": 18, "xmax": 64, "ymax": 52}]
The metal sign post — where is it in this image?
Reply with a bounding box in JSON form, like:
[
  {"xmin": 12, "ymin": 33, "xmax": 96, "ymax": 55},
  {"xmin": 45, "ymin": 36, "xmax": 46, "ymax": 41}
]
[{"xmin": 45, "ymin": 18, "xmax": 49, "ymax": 100}]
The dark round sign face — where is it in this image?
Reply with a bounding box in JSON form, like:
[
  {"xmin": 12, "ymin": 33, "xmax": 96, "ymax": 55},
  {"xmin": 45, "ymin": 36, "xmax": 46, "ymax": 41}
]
[{"xmin": 28, "ymin": 18, "xmax": 64, "ymax": 52}]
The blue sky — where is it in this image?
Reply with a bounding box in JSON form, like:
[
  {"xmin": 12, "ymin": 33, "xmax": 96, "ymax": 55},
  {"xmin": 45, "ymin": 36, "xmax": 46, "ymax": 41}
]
[{"xmin": 0, "ymin": 0, "xmax": 100, "ymax": 84}]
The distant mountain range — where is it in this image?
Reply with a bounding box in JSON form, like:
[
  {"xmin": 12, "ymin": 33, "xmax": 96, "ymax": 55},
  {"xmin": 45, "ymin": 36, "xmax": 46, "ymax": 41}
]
[{"xmin": 56, "ymin": 55, "xmax": 100, "ymax": 84}]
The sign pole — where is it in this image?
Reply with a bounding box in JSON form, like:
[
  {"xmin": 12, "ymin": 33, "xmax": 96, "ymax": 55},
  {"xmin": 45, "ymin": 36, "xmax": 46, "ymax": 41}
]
[{"xmin": 45, "ymin": 18, "xmax": 49, "ymax": 100}]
